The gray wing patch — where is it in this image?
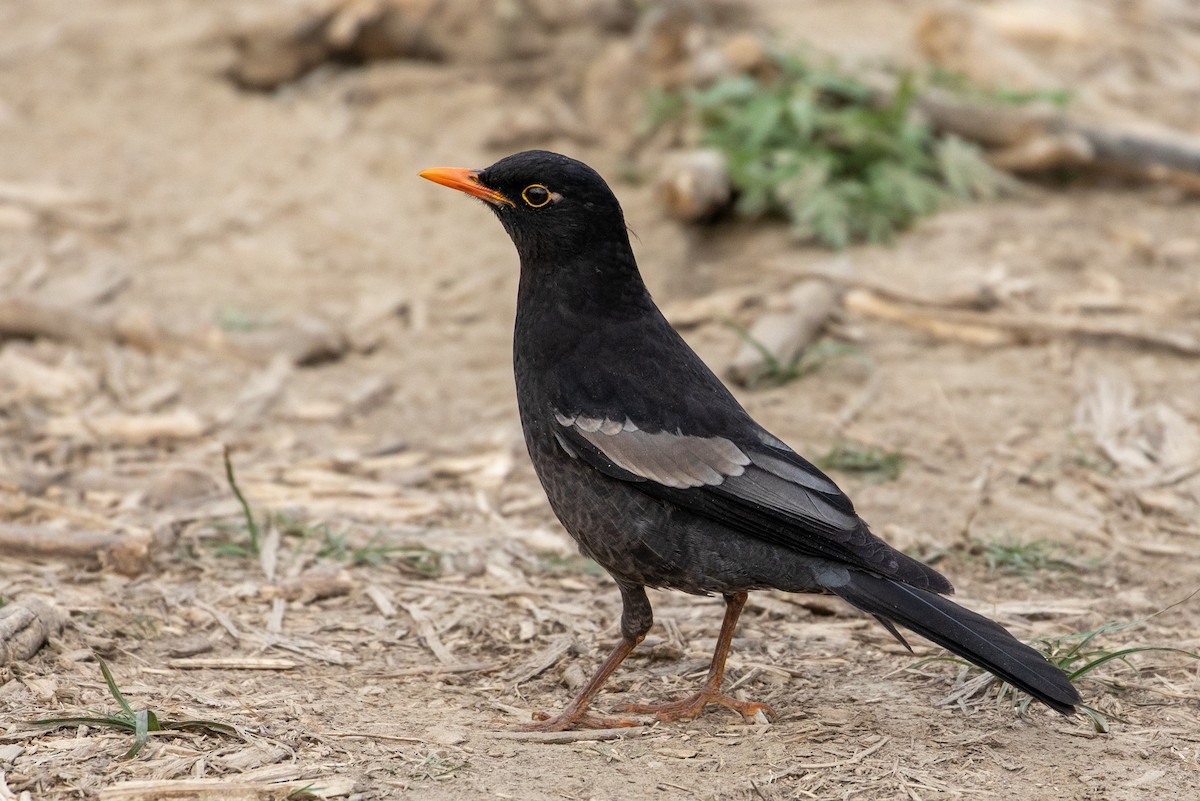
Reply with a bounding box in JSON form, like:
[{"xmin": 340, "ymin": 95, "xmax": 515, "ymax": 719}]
[
  {"xmin": 555, "ymin": 413, "xmax": 749, "ymax": 489},
  {"xmin": 749, "ymin": 449, "xmax": 840, "ymax": 494},
  {"xmin": 723, "ymin": 467, "xmax": 859, "ymax": 532}
]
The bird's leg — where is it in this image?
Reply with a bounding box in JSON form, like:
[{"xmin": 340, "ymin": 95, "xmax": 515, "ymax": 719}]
[
  {"xmin": 519, "ymin": 584, "xmax": 652, "ymax": 732},
  {"xmin": 617, "ymin": 592, "xmax": 776, "ymax": 723}
]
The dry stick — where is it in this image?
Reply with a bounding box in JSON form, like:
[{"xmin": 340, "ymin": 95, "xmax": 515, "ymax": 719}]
[
  {"xmin": 0, "ymin": 297, "xmax": 113, "ymax": 343},
  {"xmin": 325, "ymin": 731, "xmax": 428, "ymax": 743},
  {"xmin": 0, "ymin": 526, "xmax": 125, "ymax": 559},
  {"xmin": 906, "ymin": 86, "xmax": 1200, "ymax": 190},
  {"xmin": 364, "ymin": 585, "xmax": 396, "ymax": 617},
  {"xmin": 98, "ymin": 778, "xmax": 352, "ymax": 801},
  {"xmin": 487, "ymin": 726, "xmax": 646, "ymax": 744},
  {"xmin": 0, "ymin": 525, "xmax": 151, "ymax": 577},
  {"xmin": 377, "ymin": 661, "xmax": 501, "ymax": 677},
  {"xmin": 727, "ymin": 279, "xmax": 841, "ymax": 388},
  {"xmin": 844, "ymin": 289, "xmax": 1200, "ymax": 356},
  {"xmin": 168, "ymin": 657, "xmax": 297, "ymax": 670}
]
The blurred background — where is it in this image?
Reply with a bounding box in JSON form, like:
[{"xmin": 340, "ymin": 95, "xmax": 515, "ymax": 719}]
[{"xmin": 2, "ymin": 1, "xmax": 1199, "ymax": 798}]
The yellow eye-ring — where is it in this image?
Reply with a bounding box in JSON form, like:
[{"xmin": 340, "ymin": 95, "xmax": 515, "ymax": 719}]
[{"xmin": 522, "ymin": 184, "xmax": 552, "ymax": 208}]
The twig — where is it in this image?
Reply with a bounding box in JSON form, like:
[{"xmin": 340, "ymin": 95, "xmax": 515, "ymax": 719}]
[
  {"xmin": 365, "ymin": 585, "xmax": 396, "ymax": 618},
  {"xmin": 375, "ymin": 661, "xmax": 502, "ymax": 677},
  {"xmin": 167, "ymin": 657, "xmax": 297, "ymax": 670},
  {"xmin": 0, "ymin": 525, "xmax": 152, "ymax": 577},
  {"xmin": 904, "ymin": 85, "xmax": 1200, "ymax": 191},
  {"xmin": 325, "ymin": 731, "xmax": 429, "ymax": 743},
  {"xmin": 487, "ymin": 726, "xmax": 646, "ymax": 744},
  {"xmin": 845, "ymin": 288, "xmax": 1200, "ymax": 356}
]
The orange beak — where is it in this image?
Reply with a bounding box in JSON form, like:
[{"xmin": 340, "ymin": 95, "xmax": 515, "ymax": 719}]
[{"xmin": 419, "ymin": 167, "xmax": 514, "ymax": 208}]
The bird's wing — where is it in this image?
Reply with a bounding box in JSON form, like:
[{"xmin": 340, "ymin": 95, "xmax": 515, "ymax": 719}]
[{"xmin": 552, "ymin": 412, "xmax": 951, "ymax": 593}]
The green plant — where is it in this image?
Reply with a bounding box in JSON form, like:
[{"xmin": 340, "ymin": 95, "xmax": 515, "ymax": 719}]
[
  {"xmin": 919, "ymin": 600, "xmax": 1200, "ymax": 732},
  {"xmin": 817, "ymin": 440, "xmax": 905, "ymax": 482},
  {"xmin": 221, "ymin": 445, "xmax": 261, "ymax": 556},
  {"xmin": 975, "ymin": 537, "xmax": 1078, "ymax": 576},
  {"xmin": 32, "ymin": 658, "xmax": 240, "ymax": 758},
  {"xmin": 663, "ymin": 55, "xmax": 1007, "ymax": 248}
]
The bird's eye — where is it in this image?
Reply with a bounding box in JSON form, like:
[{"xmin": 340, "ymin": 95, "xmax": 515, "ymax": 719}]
[{"xmin": 522, "ymin": 184, "xmax": 552, "ymax": 208}]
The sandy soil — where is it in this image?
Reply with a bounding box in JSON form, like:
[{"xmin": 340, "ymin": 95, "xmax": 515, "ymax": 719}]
[{"xmin": 2, "ymin": 1, "xmax": 1199, "ymax": 799}]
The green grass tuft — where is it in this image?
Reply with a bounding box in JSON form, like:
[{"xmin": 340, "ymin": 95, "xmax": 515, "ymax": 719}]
[
  {"xmin": 816, "ymin": 440, "xmax": 905, "ymax": 482},
  {"xmin": 222, "ymin": 445, "xmax": 261, "ymax": 556},
  {"xmin": 32, "ymin": 658, "xmax": 241, "ymax": 758},
  {"xmin": 975, "ymin": 537, "xmax": 1078, "ymax": 576},
  {"xmin": 273, "ymin": 513, "xmax": 443, "ymax": 576},
  {"xmin": 916, "ymin": 595, "xmax": 1200, "ymax": 731}
]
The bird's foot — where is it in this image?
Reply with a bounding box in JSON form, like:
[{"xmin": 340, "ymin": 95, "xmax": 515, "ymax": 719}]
[
  {"xmin": 518, "ymin": 709, "xmax": 642, "ymax": 732},
  {"xmin": 616, "ymin": 691, "xmax": 775, "ymax": 724}
]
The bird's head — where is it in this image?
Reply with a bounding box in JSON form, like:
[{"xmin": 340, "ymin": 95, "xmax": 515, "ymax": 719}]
[{"xmin": 420, "ymin": 150, "xmax": 631, "ymax": 268}]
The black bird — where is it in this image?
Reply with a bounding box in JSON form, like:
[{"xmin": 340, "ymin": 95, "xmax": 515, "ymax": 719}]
[{"xmin": 420, "ymin": 150, "xmax": 1080, "ymax": 731}]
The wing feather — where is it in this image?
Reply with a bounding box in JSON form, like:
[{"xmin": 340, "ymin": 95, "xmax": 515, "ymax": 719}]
[
  {"xmin": 552, "ymin": 411, "xmax": 951, "ymax": 592},
  {"xmin": 572, "ymin": 422, "xmax": 748, "ymax": 489}
]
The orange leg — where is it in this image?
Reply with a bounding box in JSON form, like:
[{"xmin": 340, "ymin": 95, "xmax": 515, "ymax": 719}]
[
  {"xmin": 519, "ymin": 583, "xmax": 653, "ymax": 732},
  {"xmin": 616, "ymin": 592, "xmax": 775, "ymax": 724},
  {"xmin": 519, "ymin": 636, "xmax": 644, "ymax": 732}
]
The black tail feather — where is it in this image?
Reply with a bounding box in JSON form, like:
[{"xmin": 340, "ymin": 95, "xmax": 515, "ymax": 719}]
[{"xmin": 829, "ymin": 571, "xmax": 1081, "ymax": 715}]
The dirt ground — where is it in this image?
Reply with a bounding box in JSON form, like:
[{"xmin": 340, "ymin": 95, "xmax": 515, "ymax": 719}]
[{"xmin": 2, "ymin": 1, "xmax": 1200, "ymax": 799}]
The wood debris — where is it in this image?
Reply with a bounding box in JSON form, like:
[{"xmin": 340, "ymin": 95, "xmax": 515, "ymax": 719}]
[
  {"xmin": 42, "ymin": 410, "xmax": 207, "ymax": 445},
  {"xmin": 0, "ymin": 525, "xmax": 152, "ymax": 577},
  {"xmin": 658, "ymin": 148, "xmax": 732, "ymax": 222},
  {"xmin": 844, "ymin": 288, "xmax": 1200, "ymax": 356},
  {"xmin": 227, "ymin": 0, "xmax": 637, "ymax": 91},
  {"xmin": 0, "ymin": 598, "xmax": 63, "ymax": 664},
  {"xmin": 487, "ymin": 726, "xmax": 645, "ymax": 744},
  {"xmin": 727, "ymin": 279, "xmax": 841, "ymax": 387},
  {"xmin": 261, "ymin": 565, "xmax": 354, "ymax": 604},
  {"xmin": 166, "ymin": 657, "xmax": 298, "ymax": 671},
  {"xmin": 97, "ymin": 777, "xmax": 354, "ymax": 801}
]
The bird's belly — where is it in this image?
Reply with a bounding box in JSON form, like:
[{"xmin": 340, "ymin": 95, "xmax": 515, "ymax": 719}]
[{"xmin": 524, "ymin": 425, "xmax": 825, "ymax": 595}]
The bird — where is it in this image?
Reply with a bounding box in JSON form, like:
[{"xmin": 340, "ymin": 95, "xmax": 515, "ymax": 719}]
[{"xmin": 419, "ymin": 150, "xmax": 1081, "ymax": 732}]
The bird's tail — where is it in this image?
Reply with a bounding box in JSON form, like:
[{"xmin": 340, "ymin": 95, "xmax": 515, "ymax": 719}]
[{"xmin": 828, "ymin": 570, "xmax": 1081, "ymax": 715}]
